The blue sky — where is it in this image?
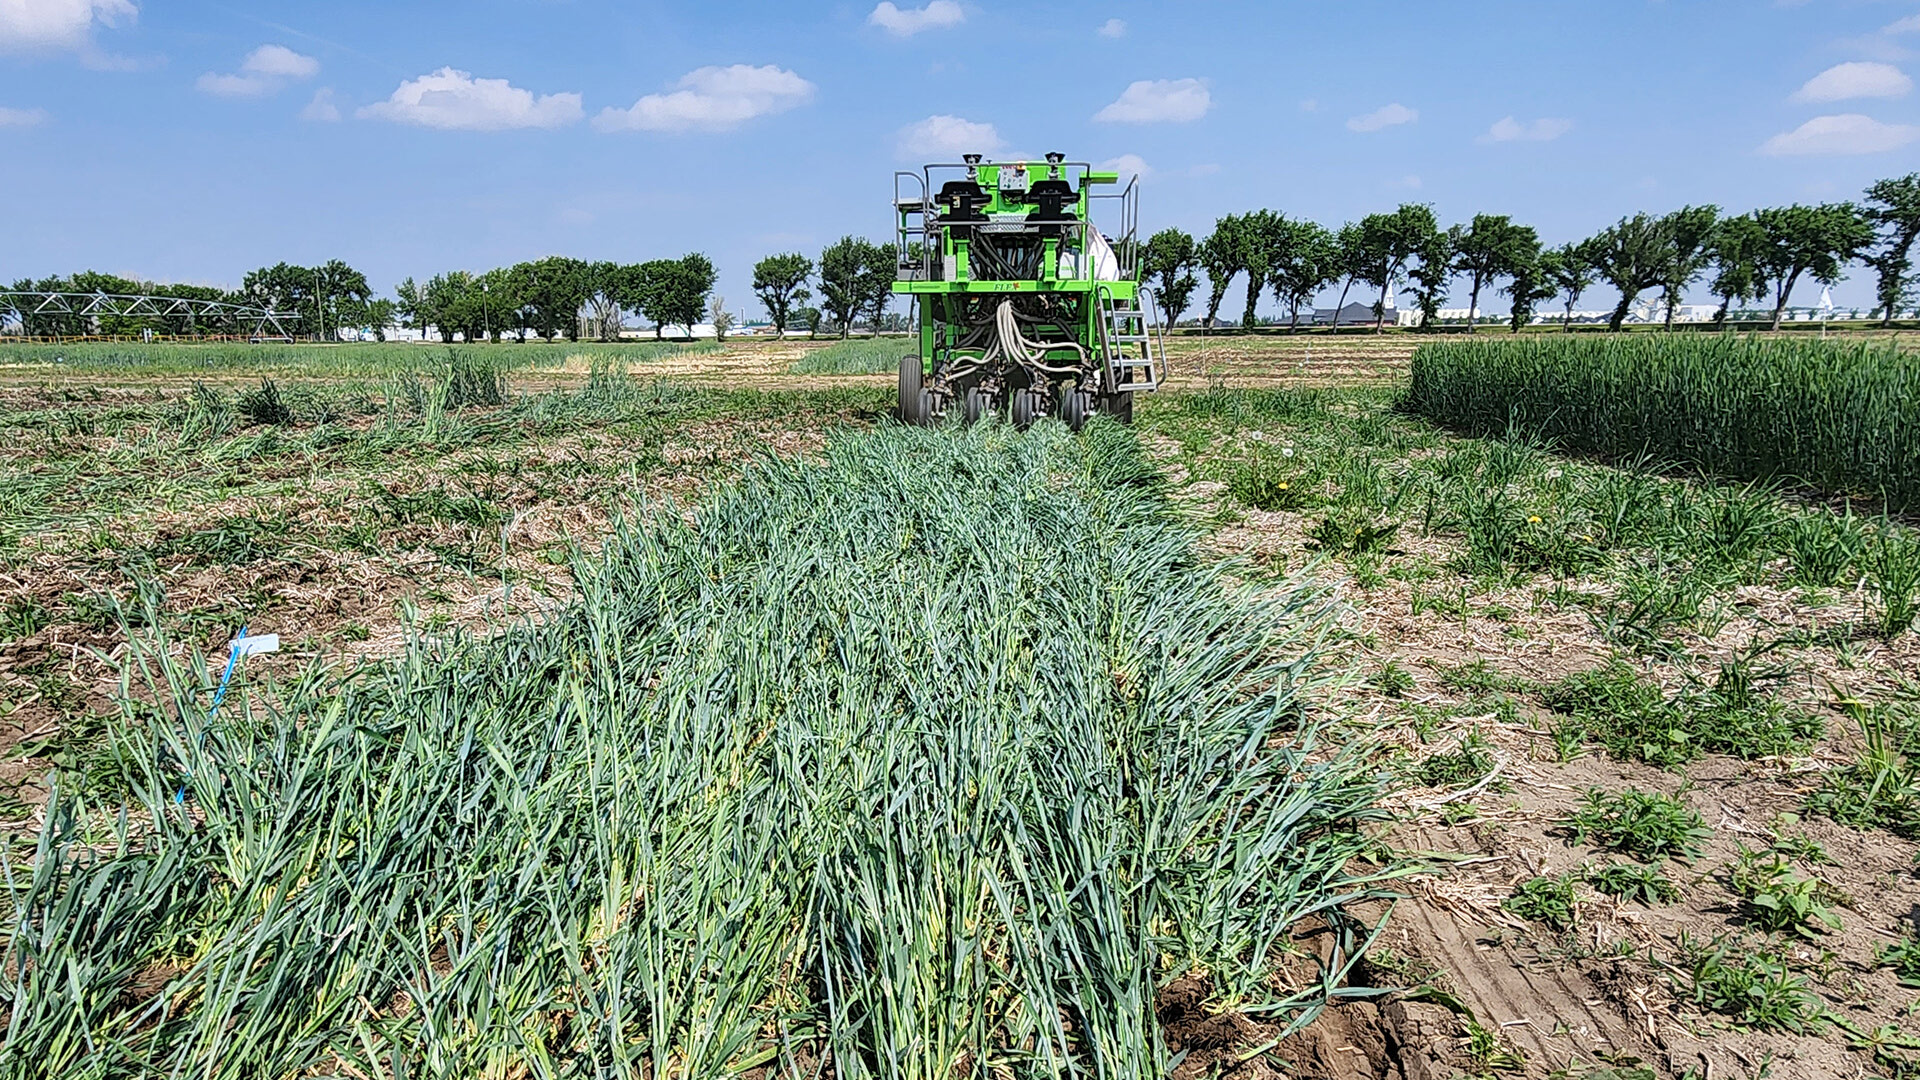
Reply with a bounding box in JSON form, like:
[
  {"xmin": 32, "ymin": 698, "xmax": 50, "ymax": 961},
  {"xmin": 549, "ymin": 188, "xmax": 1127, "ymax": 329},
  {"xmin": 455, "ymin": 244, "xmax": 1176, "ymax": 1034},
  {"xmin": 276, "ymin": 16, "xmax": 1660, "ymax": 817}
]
[{"xmin": 3, "ymin": 0, "xmax": 1918, "ymax": 318}]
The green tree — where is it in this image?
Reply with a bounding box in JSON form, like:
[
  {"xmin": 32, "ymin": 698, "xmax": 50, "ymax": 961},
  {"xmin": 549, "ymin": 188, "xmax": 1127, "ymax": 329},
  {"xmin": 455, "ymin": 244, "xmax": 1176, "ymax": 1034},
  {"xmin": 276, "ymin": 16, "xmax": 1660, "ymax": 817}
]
[
  {"xmin": 364, "ymin": 298, "xmax": 396, "ymax": 341},
  {"xmin": 818, "ymin": 236, "xmax": 876, "ymax": 338},
  {"xmin": 655, "ymin": 253, "xmax": 717, "ymax": 336},
  {"xmin": 1864, "ymin": 173, "xmax": 1920, "ymax": 325},
  {"xmin": 1404, "ymin": 225, "xmax": 1455, "ymax": 330},
  {"xmin": 1542, "ymin": 241, "xmax": 1598, "ymax": 331},
  {"xmin": 709, "ymin": 295, "xmax": 732, "ymax": 341},
  {"xmin": 1354, "ymin": 203, "xmax": 1439, "ymax": 333},
  {"xmin": 1751, "ymin": 202, "xmax": 1875, "ymax": 330},
  {"xmin": 1502, "ymin": 250, "xmax": 1556, "ymax": 332},
  {"xmin": 1655, "ymin": 205, "xmax": 1719, "ymax": 329},
  {"xmin": 861, "ymin": 243, "xmax": 897, "ymax": 336},
  {"xmin": 1237, "ymin": 210, "xmax": 1283, "ymax": 330},
  {"xmin": 393, "ymin": 278, "xmax": 424, "ymax": 334},
  {"xmin": 1197, "ymin": 215, "xmax": 1243, "ymax": 328},
  {"xmin": 583, "ymin": 262, "xmax": 633, "ymax": 340},
  {"xmin": 1267, "ymin": 218, "xmax": 1338, "ymax": 332},
  {"xmin": 1451, "ymin": 214, "xmax": 1538, "ymax": 333},
  {"xmin": 419, "ymin": 271, "xmax": 480, "ymax": 342},
  {"xmin": 1140, "ymin": 227, "xmax": 1198, "ymax": 327},
  {"xmin": 1324, "ymin": 222, "xmax": 1366, "ymax": 327},
  {"xmin": 1707, "ymin": 214, "xmax": 1768, "ymax": 324},
  {"xmin": 752, "ymin": 253, "xmax": 813, "ymax": 338},
  {"xmin": 1588, "ymin": 213, "xmax": 1670, "ymax": 331},
  {"xmin": 508, "ymin": 257, "xmax": 592, "ymax": 341}
]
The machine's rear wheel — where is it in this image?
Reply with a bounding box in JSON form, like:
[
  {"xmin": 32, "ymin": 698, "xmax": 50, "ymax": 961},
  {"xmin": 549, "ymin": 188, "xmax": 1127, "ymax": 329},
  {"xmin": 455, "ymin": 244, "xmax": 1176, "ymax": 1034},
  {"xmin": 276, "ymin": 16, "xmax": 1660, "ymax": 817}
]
[
  {"xmin": 963, "ymin": 386, "xmax": 997, "ymax": 424},
  {"xmin": 898, "ymin": 356, "xmax": 924, "ymax": 424},
  {"xmin": 1097, "ymin": 390, "xmax": 1134, "ymax": 424},
  {"xmin": 1060, "ymin": 388, "xmax": 1094, "ymax": 432},
  {"xmin": 1010, "ymin": 388, "xmax": 1044, "ymax": 430}
]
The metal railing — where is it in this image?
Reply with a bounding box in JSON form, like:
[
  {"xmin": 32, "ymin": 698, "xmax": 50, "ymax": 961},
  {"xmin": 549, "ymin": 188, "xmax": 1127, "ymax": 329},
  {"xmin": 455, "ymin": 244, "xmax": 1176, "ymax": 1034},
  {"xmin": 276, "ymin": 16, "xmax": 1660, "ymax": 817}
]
[{"xmin": 893, "ymin": 161, "xmax": 1140, "ymax": 283}]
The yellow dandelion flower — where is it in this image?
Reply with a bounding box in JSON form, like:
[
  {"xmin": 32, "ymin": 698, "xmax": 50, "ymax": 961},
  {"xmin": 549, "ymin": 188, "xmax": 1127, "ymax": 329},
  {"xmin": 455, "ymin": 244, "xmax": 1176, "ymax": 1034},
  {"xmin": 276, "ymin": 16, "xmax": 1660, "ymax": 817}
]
[
  {"xmin": 1277, "ymin": 482, "xmax": 1289, "ymax": 490},
  {"xmin": 1527, "ymin": 515, "xmax": 1541, "ymax": 524}
]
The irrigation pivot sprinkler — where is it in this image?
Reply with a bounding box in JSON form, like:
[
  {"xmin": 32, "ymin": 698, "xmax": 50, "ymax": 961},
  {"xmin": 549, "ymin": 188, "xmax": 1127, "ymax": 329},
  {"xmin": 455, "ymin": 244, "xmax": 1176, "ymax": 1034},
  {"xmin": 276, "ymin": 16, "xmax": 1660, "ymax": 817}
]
[{"xmin": 893, "ymin": 152, "xmax": 1165, "ymax": 429}]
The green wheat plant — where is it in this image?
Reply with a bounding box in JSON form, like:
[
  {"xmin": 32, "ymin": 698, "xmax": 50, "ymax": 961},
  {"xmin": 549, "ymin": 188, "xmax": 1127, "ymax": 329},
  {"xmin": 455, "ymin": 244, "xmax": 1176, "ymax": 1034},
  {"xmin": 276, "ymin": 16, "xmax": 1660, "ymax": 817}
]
[
  {"xmin": 1, "ymin": 419, "xmax": 1395, "ymax": 1079},
  {"xmin": 1404, "ymin": 335, "xmax": 1920, "ymax": 512}
]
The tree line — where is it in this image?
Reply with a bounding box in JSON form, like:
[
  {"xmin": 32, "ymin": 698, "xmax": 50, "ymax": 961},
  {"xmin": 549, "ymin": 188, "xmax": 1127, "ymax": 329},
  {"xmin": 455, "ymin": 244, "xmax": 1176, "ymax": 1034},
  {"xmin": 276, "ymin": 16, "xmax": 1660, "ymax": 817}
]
[
  {"xmin": 1139, "ymin": 172, "xmax": 1920, "ymax": 333},
  {"xmin": 6, "ymin": 236, "xmax": 903, "ymax": 342}
]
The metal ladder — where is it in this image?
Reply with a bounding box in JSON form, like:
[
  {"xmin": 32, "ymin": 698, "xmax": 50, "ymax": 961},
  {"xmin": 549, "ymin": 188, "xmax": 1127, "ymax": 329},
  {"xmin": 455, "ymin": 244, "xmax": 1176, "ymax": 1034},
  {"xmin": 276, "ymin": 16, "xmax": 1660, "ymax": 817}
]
[{"xmin": 1095, "ymin": 283, "xmax": 1165, "ymax": 392}]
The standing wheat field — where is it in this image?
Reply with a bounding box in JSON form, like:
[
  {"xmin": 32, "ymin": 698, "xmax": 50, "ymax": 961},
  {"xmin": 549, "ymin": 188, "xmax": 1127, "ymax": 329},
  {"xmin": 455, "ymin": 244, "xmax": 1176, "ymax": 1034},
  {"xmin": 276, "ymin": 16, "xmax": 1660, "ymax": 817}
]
[{"xmin": 1403, "ymin": 335, "xmax": 1920, "ymax": 511}]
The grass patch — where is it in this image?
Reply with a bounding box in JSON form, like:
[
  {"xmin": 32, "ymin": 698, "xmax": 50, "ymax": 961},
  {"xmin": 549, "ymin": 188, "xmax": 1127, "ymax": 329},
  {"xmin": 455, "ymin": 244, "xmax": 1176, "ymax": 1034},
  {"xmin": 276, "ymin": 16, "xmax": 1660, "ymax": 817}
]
[{"xmin": 788, "ymin": 337, "xmax": 904, "ymax": 375}]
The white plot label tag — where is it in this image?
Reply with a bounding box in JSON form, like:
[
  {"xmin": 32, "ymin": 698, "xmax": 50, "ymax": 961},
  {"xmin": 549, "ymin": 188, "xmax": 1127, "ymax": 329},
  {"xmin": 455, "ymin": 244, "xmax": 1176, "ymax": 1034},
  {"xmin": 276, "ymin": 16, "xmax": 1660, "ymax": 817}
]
[{"xmin": 229, "ymin": 634, "xmax": 280, "ymax": 657}]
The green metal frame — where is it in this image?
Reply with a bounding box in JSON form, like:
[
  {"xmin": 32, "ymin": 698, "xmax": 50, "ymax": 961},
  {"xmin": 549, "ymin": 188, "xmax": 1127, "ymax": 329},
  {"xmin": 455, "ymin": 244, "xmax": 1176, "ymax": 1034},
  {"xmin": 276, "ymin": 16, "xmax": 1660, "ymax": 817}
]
[{"xmin": 893, "ymin": 160, "xmax": 1141, "ymax": 383}]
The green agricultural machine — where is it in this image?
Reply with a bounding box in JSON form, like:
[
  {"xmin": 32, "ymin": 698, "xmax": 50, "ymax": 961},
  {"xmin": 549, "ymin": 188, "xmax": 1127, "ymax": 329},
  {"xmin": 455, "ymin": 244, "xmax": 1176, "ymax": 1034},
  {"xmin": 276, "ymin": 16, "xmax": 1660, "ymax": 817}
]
[{"xmin": 893, "ymin": 153, "xmax": 1164, "ymax": 429}]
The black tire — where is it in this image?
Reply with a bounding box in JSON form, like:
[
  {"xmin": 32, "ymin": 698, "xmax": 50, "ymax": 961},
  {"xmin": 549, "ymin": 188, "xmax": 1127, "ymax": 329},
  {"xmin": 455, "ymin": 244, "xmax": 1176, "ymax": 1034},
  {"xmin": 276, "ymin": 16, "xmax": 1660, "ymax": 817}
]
[
  {"xmin": 963, "ymin": 386, "xmax": 996, "ymax": 424},
  {"xmin": 1010, "ymin": 388, "xmax": 1043, "ymax": 430},
  {"xmin": 1061, "ymin": 387, "xmax": 1094, "ymax": 432},
  {"xmin": 1098, "ymin": 390, "xmax": 1134, "ymax": 424},
  {"xmin": 898, "ymin": 356, "xmax": 924, "ymax": 424}
]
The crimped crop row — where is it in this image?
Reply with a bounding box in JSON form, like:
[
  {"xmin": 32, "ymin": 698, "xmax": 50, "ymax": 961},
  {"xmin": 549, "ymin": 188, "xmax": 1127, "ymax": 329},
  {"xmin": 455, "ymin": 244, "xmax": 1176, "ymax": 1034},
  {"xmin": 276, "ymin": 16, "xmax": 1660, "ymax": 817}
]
[{"xmin": 2, "ymin": 420, "xmax": 1386, "ymax": 1079}]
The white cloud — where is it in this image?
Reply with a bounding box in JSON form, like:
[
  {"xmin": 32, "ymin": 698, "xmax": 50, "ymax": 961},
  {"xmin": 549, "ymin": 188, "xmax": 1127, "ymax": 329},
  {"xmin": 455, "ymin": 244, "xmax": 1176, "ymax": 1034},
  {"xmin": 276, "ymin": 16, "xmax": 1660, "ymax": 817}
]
[
  {"xmin": 897, "ymin": 114, "xmax": 1001, "ymax": 158},
  {"xmin": 1478, "ymin": 115, "xmax": 1572, "ymax": 143},
  {"xmin": 1388, "ymin": 174, "xmax": 1423, "ymax": 190},
  {"xmin": 300, "ymin": 88, "xmax": 340, "ymax": 123},
  {"xmin": 0, "ymin": 105, "xmax": 50, "ymax": 126},
  {"xmin": 1093, "ymin": 78, "xmax": 1211, "ymax": 123},
  {"xmin": 1100, "ymin": 153, "xmax": 1150, "ymax": 178},
  {"xmin": 358, "ymin": 68, "xmax": 583, "ymax": 131},
  {"xmin": 1097, "ymin": 18, "xmax": 1126, "ymax": 38},
  {"xmin": 1760, "ymin": 113, "xmax": 1920, "ymax": 155},
  {"xmin": 1299, "ymin": 98, "xmax": 1319, "ymax": 112},
  {"xmin": 197, "ymin": 44, "xmax": 320, "ymax": 97},
  {"xmin": 1348, "ymin": 103, "xmax": 1417, "ymax": 132},
  {"xmin": 868, "ymin": 1, "xmax": 964, "ymax": 36},
  {"xmin": 1884, "ymin": 14, "xmax": 1920, "ymax": 34},
  {"xmin": 594, "ymin": 64, "xmax": 814, "ymax": 133},
  {"xmin": 243, "ymin": 43, "xmax": 319, "ymax": 79},
  {"xmin": 0, "ymin": 0, "xmax": 135, "ymax": 54},
  {"xmin": 1791, "ymin": 61, "xmax": 1911, "ymax": 102}
]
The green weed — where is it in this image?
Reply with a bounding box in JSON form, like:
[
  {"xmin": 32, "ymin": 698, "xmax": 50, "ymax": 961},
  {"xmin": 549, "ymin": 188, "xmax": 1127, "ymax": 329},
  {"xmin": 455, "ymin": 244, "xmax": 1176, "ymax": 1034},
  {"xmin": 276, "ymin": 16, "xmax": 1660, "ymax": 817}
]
[
  {"xmin": 1878, "ymin": 938, "xmax": 1920, "ymax": 988},
  {"xmin": 1226, "ymin": 460, "xmax": 1314, "ymax": 512},
  {"xmin": 1786, "ymin": 509, "xmax": 1866, "ymax": 588},
  {"xmin": 1586, "ymin": 862, "xmax": 1680, "ymax": 907},
  {"xmin": 1407, "ymin": 729, "xmax": 1495, "ymax": 788},
  {"xmin": 1370, "ymin": 659, "xmax": 1415, "ymax": 698},
  {"xmin": 1505, "ymin": 873, "xmax": 1579, "ymax": 931},
  {"xmin": 1544, "ymin": 659, "xmax": 1820, "ymax": 769},
  {"xmin": 1564, "ymin": 788, "xmax": 1710, "ymax": 862},
  {"xmin": 1866, "ymin": 522, "xmax": 1920, "ymax": 639},
  {"xmin": 1807, "ymin": 700, "xmax": 1920, "ymax": 837},
  {"xmin": 236, "ymin": 378, "xmax": 293, "ymax": 426},
  {"xmin": 0, "ymin": 596, "xmax": 49, "ymax": 642},
  {"xmin": 1308, "ymin": 509, "xmax": 1398, "ymax": 556},
  {"xmin": 1727, "ymin": 849, "xmax": 1844, "ymax": 937},
  {"xmin": 1680, "ymin": 936, "xmax": 1824, "ymax": 1033}
]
